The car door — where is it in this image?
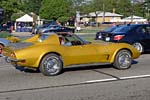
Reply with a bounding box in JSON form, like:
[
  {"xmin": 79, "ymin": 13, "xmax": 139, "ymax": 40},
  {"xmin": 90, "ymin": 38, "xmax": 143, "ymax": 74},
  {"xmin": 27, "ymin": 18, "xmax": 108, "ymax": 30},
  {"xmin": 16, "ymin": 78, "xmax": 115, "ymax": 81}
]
[
  {"xmin": 138, "ymin": 25, "xmax": 150, "ymax": 50},
  {"xmin": 63, "ymin": 44, "xmax": 100, "ymax": 66},
  {"xmin": 143, "ymin": 25, "xmax": 150, "ymax": 50},
  {"xmin": 60, "ymin": 34, "xmax": 100, "ymax": 66}
]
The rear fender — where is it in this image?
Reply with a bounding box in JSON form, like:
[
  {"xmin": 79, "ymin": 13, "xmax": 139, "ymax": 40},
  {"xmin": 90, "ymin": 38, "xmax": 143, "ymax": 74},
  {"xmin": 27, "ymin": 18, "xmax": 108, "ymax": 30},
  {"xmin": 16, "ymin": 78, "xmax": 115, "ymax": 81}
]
[{"xmin": 35, "ymin": 52, "xmax": 62, "ymax": 68}]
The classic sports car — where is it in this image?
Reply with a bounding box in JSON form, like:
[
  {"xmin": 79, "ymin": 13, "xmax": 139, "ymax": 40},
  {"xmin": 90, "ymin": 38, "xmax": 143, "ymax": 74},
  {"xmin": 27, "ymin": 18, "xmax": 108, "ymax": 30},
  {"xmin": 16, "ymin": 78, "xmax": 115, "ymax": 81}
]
[
  {"xmin": 1, "ymin": 32, "xmax": 140, "ymax": 76},
  {"xmin": 0, "ymin": 38, "xmax": 10, "ymax": 55},
  {"xmin": 37, "ymin": 25, "xmax": 75, "ymax": 34}
]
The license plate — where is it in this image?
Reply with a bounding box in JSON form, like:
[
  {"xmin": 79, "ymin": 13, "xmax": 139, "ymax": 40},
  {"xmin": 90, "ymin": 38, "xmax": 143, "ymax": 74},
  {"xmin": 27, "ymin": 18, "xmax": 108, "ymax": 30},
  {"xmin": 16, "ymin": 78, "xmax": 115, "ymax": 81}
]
[{"xmin": 105, "ymin": 37, "xmax": 110, "ymax": 41}]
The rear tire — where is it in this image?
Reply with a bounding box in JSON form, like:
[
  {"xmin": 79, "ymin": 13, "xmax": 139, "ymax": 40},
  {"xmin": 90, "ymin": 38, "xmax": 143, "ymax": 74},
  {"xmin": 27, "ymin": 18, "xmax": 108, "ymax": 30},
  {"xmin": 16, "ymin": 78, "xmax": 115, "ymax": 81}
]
[
  {"xmin": 39, "ymin": 54, "xmax": 63, "ymax": 76},
  {"xmin": 113, "ymin": 50, "xmax": 132, "ymax": 70}
]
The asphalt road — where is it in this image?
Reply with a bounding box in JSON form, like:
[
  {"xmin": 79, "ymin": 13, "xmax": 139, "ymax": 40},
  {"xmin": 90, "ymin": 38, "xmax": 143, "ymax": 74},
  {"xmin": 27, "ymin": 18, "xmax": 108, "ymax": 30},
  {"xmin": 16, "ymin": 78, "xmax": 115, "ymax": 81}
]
[
  {"xmin": 0, "ymin": 54, "xmax": 150, "ymax": 100},
  {"xmin": 0, "ymin": 32, "xmax": 150, "ymax": 100}
]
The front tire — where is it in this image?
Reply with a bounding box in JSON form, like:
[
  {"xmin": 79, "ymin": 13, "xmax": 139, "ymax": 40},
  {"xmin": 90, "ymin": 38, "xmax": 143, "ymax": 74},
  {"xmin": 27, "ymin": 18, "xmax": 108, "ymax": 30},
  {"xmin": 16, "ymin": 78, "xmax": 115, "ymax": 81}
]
[
  {"xmin": 39, "ymin": 54, "xmax": 63, "ymax": 76},
  {"xmin": 113, "ymin": 50, "xmax": 132, "ymax": 70}
]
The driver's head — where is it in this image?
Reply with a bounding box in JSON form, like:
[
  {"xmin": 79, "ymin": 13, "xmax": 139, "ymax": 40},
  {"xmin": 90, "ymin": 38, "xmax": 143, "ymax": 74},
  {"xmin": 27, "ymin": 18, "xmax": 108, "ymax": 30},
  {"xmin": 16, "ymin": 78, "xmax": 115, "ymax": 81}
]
[{"xmin": 59, "ymin": 35, "xmax": 65, "ymax": 45}]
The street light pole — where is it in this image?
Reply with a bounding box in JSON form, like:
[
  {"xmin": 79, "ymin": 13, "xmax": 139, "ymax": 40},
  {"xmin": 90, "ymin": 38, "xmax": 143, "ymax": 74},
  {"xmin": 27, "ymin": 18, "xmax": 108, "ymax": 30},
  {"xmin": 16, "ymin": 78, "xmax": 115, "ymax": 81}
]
[{"xmin": 148, "ymin": 9, "xmax": 150, "ymax": 19}]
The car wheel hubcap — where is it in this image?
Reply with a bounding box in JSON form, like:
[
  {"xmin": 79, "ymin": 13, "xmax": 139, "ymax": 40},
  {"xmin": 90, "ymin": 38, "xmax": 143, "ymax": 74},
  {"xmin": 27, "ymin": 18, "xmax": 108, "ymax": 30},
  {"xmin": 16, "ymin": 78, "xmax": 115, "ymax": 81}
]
[
  {"xmin": 44, "ymin": 57, "xmax": 60, "ymax": 74},
  {"xmin": 118, "ymin": 52, "xmax": 131, "ymax": 68},
  {"xmin": 133, "ymin": 43, "xmax": 142, "ymax": 53}
]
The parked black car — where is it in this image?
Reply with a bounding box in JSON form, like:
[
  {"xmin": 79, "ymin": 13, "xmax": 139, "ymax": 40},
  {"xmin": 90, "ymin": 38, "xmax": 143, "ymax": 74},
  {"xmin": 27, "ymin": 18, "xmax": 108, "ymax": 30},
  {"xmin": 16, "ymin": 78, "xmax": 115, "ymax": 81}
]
[
  {"xmin": 95, "ymin": 25, "xmax": 121, "ymax": 40},
  {"xmin": 0, "ymin": 25, "xmax": 11, "ymax": 33},
  {"xmin": 32, "ymin": 21, "xmax": 58, "ymax": 34},
  {"xmin": 99, "ymin": 24, "xmax": 150, "ymax": 53},
  {"xmin": 40, "ymin": 25, "xmax": 75, "ymax": 34}
]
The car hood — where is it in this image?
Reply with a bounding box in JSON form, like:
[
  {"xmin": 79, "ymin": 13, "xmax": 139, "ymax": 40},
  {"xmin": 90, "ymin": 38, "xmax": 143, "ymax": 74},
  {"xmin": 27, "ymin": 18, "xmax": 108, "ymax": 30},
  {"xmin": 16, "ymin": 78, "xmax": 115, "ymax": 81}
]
[
  {"xmin": 92, "ymin": 40, "xmax": 114, "ymax": 45},
  {"xmin": 111, "ymin": 32, "xmax": 126, "ymax": 35}
]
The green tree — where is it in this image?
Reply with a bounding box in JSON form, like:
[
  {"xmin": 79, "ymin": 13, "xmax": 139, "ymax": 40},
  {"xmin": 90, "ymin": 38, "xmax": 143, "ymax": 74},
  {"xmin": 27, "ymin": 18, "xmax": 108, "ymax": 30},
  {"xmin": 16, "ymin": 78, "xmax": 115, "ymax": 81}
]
[
  {"xmin": 0, "ymin": 0, "xmax": 21, "ymax": 22},
  {"xmin": 88, "ymin": 0, "xmax": 140, "ymax": 18},
  {"xmin": 20, "ymin": 0, "xmax": 42, "ymax": 15},
  {"xmin": 143, "ymin": 0, "xmax": 150, "ymax": 19},
  {"xmin": 11, "ymin": 12, "xmax": 25, "ymax": 21},
  {"xmin": 39, "ymin": 0, "xmax": 73, "ymax": 20},
  {"xmin": 72, "ymin": 0, "xmax": 91, "ymax": 13},
  {"xmin": 57, "ymin": 16, "xmax": 70, "ymax": 25}
]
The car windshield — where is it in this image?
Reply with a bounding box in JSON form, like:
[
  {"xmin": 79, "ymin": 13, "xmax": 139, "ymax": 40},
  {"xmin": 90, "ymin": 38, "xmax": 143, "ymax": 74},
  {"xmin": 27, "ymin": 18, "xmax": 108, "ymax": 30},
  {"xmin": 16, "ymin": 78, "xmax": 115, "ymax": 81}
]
[
  {"xmin": 47, "ymin": 25, "xmax": 60, "ymax": 29},
  {"xmin": 38, "ymin": 32, "xmax": 91, "ymax": 44},
  {"xmin": 59, "ymin": 33, "xmax": 90, "ymax": 45},
  {"xmin": 112, "ymin": 25, "xmax": 135, "ymax": 33}
]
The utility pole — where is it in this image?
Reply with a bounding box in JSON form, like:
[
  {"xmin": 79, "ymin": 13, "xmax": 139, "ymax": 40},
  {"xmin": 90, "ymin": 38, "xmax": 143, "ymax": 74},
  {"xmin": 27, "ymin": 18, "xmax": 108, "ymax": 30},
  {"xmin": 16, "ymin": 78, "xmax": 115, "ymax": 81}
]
[
  {"xmin": 0, "ymin": 8, "xmax": 4, "ymax": 24},
  {"xmin": 102, "ymin": 2, "xmax": 105, "ymax": 22},
  {"xmin": 131, "ymin": 0, "xmax": 134, "ymax": 23},
  {"xmin": 147, "ymin": 9, "xmax": 150, "ymax": 19}
]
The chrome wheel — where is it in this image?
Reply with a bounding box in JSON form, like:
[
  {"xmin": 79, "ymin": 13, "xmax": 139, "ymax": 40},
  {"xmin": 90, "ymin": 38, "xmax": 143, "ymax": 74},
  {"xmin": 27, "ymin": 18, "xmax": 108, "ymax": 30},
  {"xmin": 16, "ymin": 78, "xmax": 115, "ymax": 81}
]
[
  {"xmin": 118, "ymin": 51, "xmax": 131, "ymax": 68},
  {"xmin": 133, "ymin": 42, "xmax": 143, "ymax": 53},
  {"xmin": 44, "ymin": 57, "xmax": 60, "ymax": 74},
  {"xmin": 40, "ymin": 54, "xmax": 63, "ymax": 76},
  {"xmin": 113, "ymin": 50, "xmax": 132, "ymax": 70}
]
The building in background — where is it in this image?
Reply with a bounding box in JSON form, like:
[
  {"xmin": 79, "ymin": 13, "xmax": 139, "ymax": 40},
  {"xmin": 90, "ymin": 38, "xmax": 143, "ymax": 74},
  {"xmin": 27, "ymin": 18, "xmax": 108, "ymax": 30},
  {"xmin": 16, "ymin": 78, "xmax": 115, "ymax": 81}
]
[
  {"xmin": 131, "ymin": 0, "xmax": 145, "ymax": 3},
  {"xmin": 81, "ymin": 12, "xmax": 123, "ymax": 23}
]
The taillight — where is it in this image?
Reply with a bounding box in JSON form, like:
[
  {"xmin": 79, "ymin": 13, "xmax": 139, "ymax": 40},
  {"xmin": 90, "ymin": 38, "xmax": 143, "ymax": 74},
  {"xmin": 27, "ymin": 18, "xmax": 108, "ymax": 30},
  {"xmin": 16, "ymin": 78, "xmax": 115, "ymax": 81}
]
[
  {"xmin": 11, "ymin": 52, "xmax": 16, "ymax": 58},
  {"xmin": 113, "ymin": 35, "xmax": 124, "ymax": 41}
]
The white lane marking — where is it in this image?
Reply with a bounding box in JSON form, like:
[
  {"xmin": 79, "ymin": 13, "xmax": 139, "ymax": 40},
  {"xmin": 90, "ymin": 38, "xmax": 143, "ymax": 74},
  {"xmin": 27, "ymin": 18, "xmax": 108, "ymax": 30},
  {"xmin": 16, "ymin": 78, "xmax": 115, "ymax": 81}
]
[
  {"xmin": 84, "ymin": 74, "xmax": 150, "ymax": 83},
  {"xmin": 120, "ymin": 74, "xmax": 150, "ymax": 80},
  {"xmin": 86, "ymin": 78, "xmax": 117, "ymax": 83}
]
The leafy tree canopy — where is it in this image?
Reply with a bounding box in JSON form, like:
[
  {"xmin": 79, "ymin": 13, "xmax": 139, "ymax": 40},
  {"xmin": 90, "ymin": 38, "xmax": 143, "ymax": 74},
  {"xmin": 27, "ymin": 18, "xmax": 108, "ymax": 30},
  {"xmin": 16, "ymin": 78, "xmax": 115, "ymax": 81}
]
[
  {"xmin": 0, "ymin": 0, "xmax": 21, "ymax": 22},
  {"xmin": 20, "ymin": 0, "xmax": 42, "ymax": 15},
  {"xmin": 39, "ymin": 0, "xmax": 73, "ymax": 20},
  {"xmin": 0, "ymin": 0, "xmax": 149, "ymax": 23}
]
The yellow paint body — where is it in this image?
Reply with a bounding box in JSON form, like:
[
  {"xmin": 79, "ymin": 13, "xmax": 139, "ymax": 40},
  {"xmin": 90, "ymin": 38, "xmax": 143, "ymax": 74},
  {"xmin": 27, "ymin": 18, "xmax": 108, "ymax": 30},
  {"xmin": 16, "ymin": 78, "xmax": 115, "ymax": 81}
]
[
  {"xmin": 2, "ymin": 34, "xmax": 141, "ymax": 69},
  {"xmin": 6, "ymin": 36, "xmax": 20, "ymax": 43}
]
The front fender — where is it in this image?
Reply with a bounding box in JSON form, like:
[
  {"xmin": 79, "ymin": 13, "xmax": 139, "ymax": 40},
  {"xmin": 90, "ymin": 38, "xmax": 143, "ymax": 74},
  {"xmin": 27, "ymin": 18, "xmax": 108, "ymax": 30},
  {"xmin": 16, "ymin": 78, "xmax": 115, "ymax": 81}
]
[
  {"xmin": 109, "ymin": 44, "xmax": 140, "ymax": 63},
  {"xmin": 109, "ymin": 48, "xmax": 132, "ymax": 63}
]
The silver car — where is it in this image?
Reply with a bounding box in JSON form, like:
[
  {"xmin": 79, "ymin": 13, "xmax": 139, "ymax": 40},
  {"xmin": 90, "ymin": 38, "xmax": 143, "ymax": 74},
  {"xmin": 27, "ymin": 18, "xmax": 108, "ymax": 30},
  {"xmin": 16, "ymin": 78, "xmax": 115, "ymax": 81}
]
[{"xmin": 0, "ymin": 38, "xmax": 10, "ymax": 55}]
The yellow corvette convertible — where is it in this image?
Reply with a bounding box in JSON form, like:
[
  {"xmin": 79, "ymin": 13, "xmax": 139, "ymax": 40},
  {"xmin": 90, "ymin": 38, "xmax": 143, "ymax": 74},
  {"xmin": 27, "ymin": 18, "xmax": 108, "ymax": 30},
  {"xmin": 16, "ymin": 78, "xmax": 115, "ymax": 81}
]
[{"xmin": 1, "ymin": 32, "xmax": 140, "ymax": 76}]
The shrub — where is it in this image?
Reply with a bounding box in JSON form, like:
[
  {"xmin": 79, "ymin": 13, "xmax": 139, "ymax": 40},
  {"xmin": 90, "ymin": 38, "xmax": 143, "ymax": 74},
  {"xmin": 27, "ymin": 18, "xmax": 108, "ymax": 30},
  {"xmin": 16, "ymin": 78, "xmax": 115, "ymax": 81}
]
[{"xmin": 0, "ymin": 32, "xmax": 12, "ymax": 38}]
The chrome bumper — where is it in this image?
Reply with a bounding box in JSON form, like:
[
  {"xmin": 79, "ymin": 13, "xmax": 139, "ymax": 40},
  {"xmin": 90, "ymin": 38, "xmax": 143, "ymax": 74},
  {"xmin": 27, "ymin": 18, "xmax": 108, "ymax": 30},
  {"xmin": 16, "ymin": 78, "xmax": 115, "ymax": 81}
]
[{"xmin": 0, "ymin": 54, "xmax": 24, "ymax": 63}]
